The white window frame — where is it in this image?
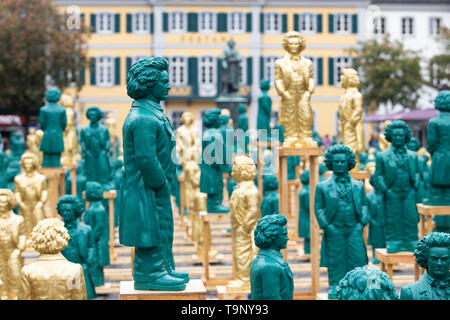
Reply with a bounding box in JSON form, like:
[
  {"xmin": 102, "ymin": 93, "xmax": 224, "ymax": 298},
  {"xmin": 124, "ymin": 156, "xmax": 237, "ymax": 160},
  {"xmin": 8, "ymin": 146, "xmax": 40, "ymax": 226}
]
[
  {"xmin": 264, "ymin": 56, "xmax": 280, "ymax": 86},
  {"xmin": 169, "ymin": 56, "xmax": 187, "ymax": 86},
  {"xmin": 198, "ymin": 55, "xmax": 217, "ymax": 97},
  {"xmin": 401, "ymin": 17, "xmax": 414, "ymax": 36},
  {"xmin": 303, "ymin": 55, "xmax": 318, "ymax": 86},
  {"xmin": 96, "ymin": 11, "xmax": 115, "ymax": 35},
  {"xmin": 198, "ymin": 11, "xmax": 216, "ymax": 34},
  {"xmin": 132, "ymin": 11, "xmax": 150, "ymax": 35},
  {"xmin": 334, "ymin": 55, "xmax": 353, "ymax": 87},
  {"xmin": 132, "ymin": 55, "xmax": 150, "ymax": 65},
  {"xmin": 298, "ymin": 12, "xmax": 317, "ymax": 34},
  {"xmin": 228, "ymin": 11, "xmax": 246, "ymax": 34},
  {"xmin": 373, "ymin": 16, "xmax": 386, "ymax": 35},
  {"xmin": 96, "ymin": 55, "xmax": 115, "ymax": 88},
  {"xmin": 429, "ymin": 17, "xmax": 442, "ymax": 36},
  {"xmin": 265, "ymin": 11, "xmax": 282, "ymax": 34},
  {"xmin": 334, "ymin": 12, "xmax": 351, "ymax": 35},
  {"xmin": 169, "ymin": 11, "xmax": 187, "ymax": 33}
]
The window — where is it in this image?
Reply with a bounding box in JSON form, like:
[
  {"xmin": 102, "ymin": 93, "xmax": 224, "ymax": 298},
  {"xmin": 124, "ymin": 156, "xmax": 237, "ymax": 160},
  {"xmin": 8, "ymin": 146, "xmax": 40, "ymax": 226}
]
[
  {"xmin": 228, "ymin": 11, "xmax": 245, "ymax": 33},
  {"xmin": 299, "ymin": 13, "xmax": 316, "ymax": 33},
  {"xmin": 373, "ymin": 16, "xmax": 386, "ymax": 35},
  {"xmin": 429, "ymin": 17, "xmax": 441, "ymax": 36},
  {"xmin": 334, "ymin": 56, "xmax": 352, "ymax": 86},
  {"xmin": 401, "ymin": 17, "xmax": 414, "ymax": 36},
  {"xmin": 265, "ymin": 12, "xmax": 282, "ymax": 33},
  {"xmin": 303, "ymin": 55, "xmax": 318, "ymax": 85},
  {"xmin": 97, "ymin": 12, "xmax": 114, "ymax": 34},
  {"xmin": 199, "ymin": 11, "xmax": 216, "ymax": 33},
  {"xmin": 170, "ymin": 110, "xmax": 185, "ymax": 130},
  {"xmin": 169, "ymin": 56, "xmax": 187, "ymax": 86},
  {"xmin": 96, "ymin": 56, "xmax": 114, "ymax": 87},
  {"xmin": 132, "ymin": 55, "xmax": 150, "ymax": 65},
  {"xmin": 169, "ymin": 11, "xmax": 186, "ymax": 33},
  {"xmin": 335, "ymin": 13, "xmax": 351, "ymax": 34},
  {"xmin": 198, "ymin": 56, "xmax": 217, "ymax": 96},
  {"xmin": 133, "ymin": 12, "xmax": 150, "ymax": 34},
  {"xmin": 264, "ymin": 56, "xmax": 280, "ymax": 85}
]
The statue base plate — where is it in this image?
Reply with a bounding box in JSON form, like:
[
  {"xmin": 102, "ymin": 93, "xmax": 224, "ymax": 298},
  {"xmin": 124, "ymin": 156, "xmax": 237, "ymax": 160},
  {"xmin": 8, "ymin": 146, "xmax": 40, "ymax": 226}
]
[
  {"xmin": 216, "ymin": 285, "xmax": 250, "ymax": 300},
  {"xmin": 119, "ymin": 279, "xmax": 206, "ymax": 300}
]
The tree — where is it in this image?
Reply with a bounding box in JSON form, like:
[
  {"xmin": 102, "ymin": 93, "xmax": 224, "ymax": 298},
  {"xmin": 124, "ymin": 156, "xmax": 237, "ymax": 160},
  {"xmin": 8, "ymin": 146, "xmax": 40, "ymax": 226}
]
[
  {"xmin": 0, "ymin": 0, "xmax": 89, "ymax": 126},
  {"xmin": 349, "ymin": 35, "xmax": 423, "ymax": 113},
  {"xmin": 428, "ymin": 26, "xmax": 450, "ymax": 90}
]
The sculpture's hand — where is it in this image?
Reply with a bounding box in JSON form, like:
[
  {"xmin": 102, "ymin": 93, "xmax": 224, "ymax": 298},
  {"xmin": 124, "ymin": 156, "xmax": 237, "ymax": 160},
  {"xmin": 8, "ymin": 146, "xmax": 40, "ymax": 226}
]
[
  {"xmin": 283, "ymin": 92, "xmax": 292, "ymax": 100},
  {"xmin": 324, "ymin": 224, "xmax": 337, "ymax": 235}
]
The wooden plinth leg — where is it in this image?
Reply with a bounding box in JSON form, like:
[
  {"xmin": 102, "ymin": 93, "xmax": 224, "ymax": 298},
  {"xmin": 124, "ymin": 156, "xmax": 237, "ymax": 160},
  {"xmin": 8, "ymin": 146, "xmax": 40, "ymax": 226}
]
[
  {"xmin": 386, "ymin": 264, "xmax": 393, "ymax": 280},
  {"xmin": 426, "ymin": 214, "xmax": 433, "ymax": 235},
  {"xmin": 203, "ymin": 219, "xmax": 210, "ymax": 280},
  {"xmin": 309, "ymin": 155, "xmax": 320, "ymax": 297},
  {"xmin": 414, "ymin": 263, "xmax": 420, "ymax": 281},
  {"xmin": 70, "ymin": 168, "xmax": 77, "ymax": 196}
]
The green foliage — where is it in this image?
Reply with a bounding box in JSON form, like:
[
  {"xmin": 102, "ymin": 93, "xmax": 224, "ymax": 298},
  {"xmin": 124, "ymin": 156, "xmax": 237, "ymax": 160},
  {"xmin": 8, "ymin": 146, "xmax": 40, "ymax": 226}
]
[
  {"xmin": 349, "ymin": 35, "xmax": 423, "ymax": 113},
  {"xmin": 428, "ymin": 26, "xmax": 450, "ymax": 90},
  {"xmin": 0, "ymin": 0, "xmax": 89, "ymax": 118}
]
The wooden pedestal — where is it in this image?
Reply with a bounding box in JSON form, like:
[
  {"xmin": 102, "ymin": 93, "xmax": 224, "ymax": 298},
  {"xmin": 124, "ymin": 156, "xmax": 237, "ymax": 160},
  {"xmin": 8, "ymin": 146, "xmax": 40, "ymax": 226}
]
[
  {"xmin": 417, "ymin": 204, "xmax": 450, "ymax": 238},
  {"xmin": 375, "ymin": 248, "xmax": 421, "ymax": 281},
  {"xmin": 119, "ymin": 279, "xmax": 206, "ymax": 300},
  {"xmin": 38, "ymin": 167, "xmax": 66, "ymax": 218},
  {"xmin": 216, "ymin": 285, "xmax": 250, "ymax": 300}
]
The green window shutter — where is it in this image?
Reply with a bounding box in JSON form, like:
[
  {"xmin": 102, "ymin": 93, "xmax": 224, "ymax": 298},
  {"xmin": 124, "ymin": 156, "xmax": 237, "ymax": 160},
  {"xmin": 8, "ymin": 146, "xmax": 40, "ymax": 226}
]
[
  {"xmin": 90, "ymin": 58, "xmax": 96, "ymax": 85},
  {"xmin": 328, "ymin": 14, "xmax": 334, "ymax": 33},
  {"xmin": 246, "ymin": 57, "xmax": 253, "ymax": 86},
  {"xmin": 317, "ymin": 14, "xmax": 323, "ymax": 33},
  {"xmin": 188, "ymin": 57, "xmax": 198, "ymax": 96},
  {"xmin": 217, "ymin": 13, "xmax": 227, "ymax": 32},
  {"xmin": 163, "ymin": 12, "xmax": 168, "ymax": 32},
  {"xmin": 90, "ymin": 14, "xmax": 96, "ymax": 33},
  {"xmin": 317, "ymin": 57, "xmax": 323, "ymax": 85},
  {"xmin": 294, "ymin": 14, "xmax": 299, "ymax": 31},
  {"xmin": 246, "ymin": 13, "xmax": 252, "ymax": 32},
  {"xmin": 260, "ymin": 13, "xmax": 264, "ymax": 33},
  {"xmin": 260, "ymin": 56, "xmax": 264, "ymax": 81},
  {"xmin": 115, "ymin": 14, "xmax": 120, "ymax": 33},
  {"xmin": 115, "ymin": 57, "xmax": 121, "ymax": 85},
  {"xmin": 126, "ymin": 57, "xmax": 132, "ymax": 75},
  {"xmin": 328, "ymin": 57, "xmax": 334, "ymax": 86},
  {"xmin": 79, "ymin": 66, "xmax": 85, "ymax": 86},
  {"xmin": 352, "ymin": 14, "xmax": 358, "ymax": 34},
  {"xmin": 150, "ymin": 13, "xmax": 154, "ymax": 33},
  {"xmin": 187, "ymin": 13, "xmax": 198, "ymax": 32},
  {"xmin": 282, "ymin": 14, "xmax": 287, "ymax": 33},
  {"xmin": 126, "ymin": 13, "xmax": 132, "ymax": 33}
]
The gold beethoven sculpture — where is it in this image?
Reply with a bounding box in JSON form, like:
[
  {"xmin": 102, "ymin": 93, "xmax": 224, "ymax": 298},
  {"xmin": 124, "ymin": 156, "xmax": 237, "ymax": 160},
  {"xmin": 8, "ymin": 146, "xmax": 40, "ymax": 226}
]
[
  {"xmin": 0, "ymin": 189, "xmax": 26, "ymax": 300},
  {"xmin": 26, "ymin": 128, "xmax": 44, "ymax": 165},
  {"xmin": 275, "ymin": 31, "xmax": 317, "ymax": 148},
  {"xmin": 338, "ymin": 68, "xmax": 365, "ymax": 171},
  {"xmin": 18, "ymin": 218, "xmax": 87, "ymax": 300},
  {"xmin": 14, "ymin": 152, "xmax": 48, "ymax": 242},
  {"xmin": 227, "ymin": 155, "xmax": 260, "ymax": 292},
  {"xmin": 60, "ymin": 94, "xmax": 79, "ymax": 166},
  {"xmin": 378, "ymin": 120, "xmax": 392, "ymax": 152}
]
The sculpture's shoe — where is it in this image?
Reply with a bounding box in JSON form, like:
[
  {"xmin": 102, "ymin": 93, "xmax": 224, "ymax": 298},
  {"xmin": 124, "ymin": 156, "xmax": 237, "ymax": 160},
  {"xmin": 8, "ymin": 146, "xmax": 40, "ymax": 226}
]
[
  {"xmin": 328, "ymin": 286, "xmax": 337, "ymax": 299},
  {"xmin": 226, "ymin": 279, "xmax": 250, "ymax": 292},
  {"xmin": 372, "ymin": 257, "xmax": 380, "ymax": 264},
  {"xmin": 168, "ymin": 268, "xmax": 190, "ymax": 283},
  {"xmin": 207, "ymin": 204, "xmax": 230, "ymax": 213},
  {"xmin": 387, "ymin": 241, "xmax": 402, "ymax": 253},
  {"xmin": 295, "ymin": 137, "xmax": 318, "ymax": 149},
  {"xmin": 134, "ymin": 274, "xmax": 186, "ymax": 291}
]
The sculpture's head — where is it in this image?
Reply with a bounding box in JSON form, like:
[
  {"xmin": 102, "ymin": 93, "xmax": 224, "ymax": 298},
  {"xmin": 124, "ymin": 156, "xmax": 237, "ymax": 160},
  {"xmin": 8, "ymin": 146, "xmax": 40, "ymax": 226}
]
[
  {"xmin": 382, "ymin": 120, "xmax": 392, "ymax": 131},
  {"xmin": 0, "ymin": 189, "xmax": 17, "ymax": 213},
  {"xmin": 20, "ymin": 152, "xmax": 39, "ymax": 174},
  {"xmin": 324, "ymin": 144, "xmax": 356, "ymax": 173},
  {"xmin": 414, "ymin": 232, "xmax": 450, "ymax": 280},
  {"xmin": 340, "ymin": 68, "xmax": 360, "ymax": 88},
  {"xmin": 336, "ymin": 266, "xmax": 398, "ymax": 300},
  {"xmin": 85, "ymin": 181, "xmax": 103, "ymax": 202},
  {"xmin": 254, "ymin": 214, "xmax": 289, "ymax": 250},
  {"xmin": 30, "ymin": 218, "xmax": 70, "ymax": 254},
  {"xmin": 219, "ymin": 108, "xmax": 230, "ymax": 126},
  {"xmin": 57, "ymin": 195, "xmax": 84, "ymax": 223},
  {"xmin": 260, "ymin": 79, "xmax": 270, "ymax": 91},
  {"xmin": 406, "ymin": 137, "xmax": 421, "ymax": 152},
  {"xmin": 203, "ymin": 109, "xmax": 222, "ymax": 129},
  {"xmin": 28, "ymin": 127, "xmax": 36, "ymax": 135},
  {"xmin": 263, "ymin": 174, "xmax": 278, "ymax": 192},
  {"xmin": 434, "ymin": 90, "xmax": 450, "ymax": 112},
  {"xmin": 238, "ymin": 103, "xmax": 247, "ymax": 114},
  {"xmin": 86, "ymin": 106, "xmax": 103, "ymax": 122},
  {"xmin": 181, "ymin": 111, "xmax": 194, "ymax": 126},
  {"xmin": 282, "ymin": 31, "xmax": 306, "ymax": 54},
  {"xmin": 126, "ymin": 57, "xmax": 170, "ymax": 102},
  {"xmin": 184, "ymin": 161, "xmax": 201, "ymax": 187},
  {"xmin": 60, "ymin": 94, "xmax": 74, "ymax": 108},
  {"xmin": 384, "ymin": 120, "xmax": 411, "ymax": 147},
  {"xmin": 227, "ymin": 39, "xmax": 236, "ymax": 48},
  {"xmin": 300, "ymin": 169, "xmax": 310, "ymax": 185},
  {"xmin": 45, "ymin": 88, "xmax": 61, "ymax": 103},
  {"xmin": 232, "ymin": 155, "xmax": 256, "ymax": 182}
]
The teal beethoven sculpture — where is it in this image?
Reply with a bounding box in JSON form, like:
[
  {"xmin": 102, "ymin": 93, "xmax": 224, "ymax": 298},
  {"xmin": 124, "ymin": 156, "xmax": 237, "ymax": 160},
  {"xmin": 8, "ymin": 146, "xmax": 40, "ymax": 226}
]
[
  {"xmin": 374, "ymin": 120, "xmax": 420, "ymax": 253},
  {"xmin": 237, "ymin": 103, "xmax": 249, "ymax": 154},
  {"xmin": 250, "ymin": 214, "xmax": 293, "ymax": 300},
  {"xmin": 298, "ymin": 170, "xmax": 311, "ymax": 255},
  {"xmin": 200, "ymin": 109, "xmax": 229, "ymax": 213},
  {"xmin": 39, "ymin": 88, "xmax": 67, "ymax": 167},
  {"xmin": 84, "ymin": 181, "xmax": 109, "ymax": 287},
  {"xmin": 315, "ymin": 145, "xmax": 369, "ymax": 299},
  {"xmin": 261, "ymin": 174, "xmax": 279, "ymax": 217},
  {"xmin": 336, "ymin": 266, "xmax": 398, "ymax": 300},
  {"xmin": 80, "ymin": 106, "xmax": 112, "ymax": 185},
  {"xmin": 425, "ymin": 90, "xmax": 450, "ymax": 206},
  {"xmin": 57, "ymin": 195, "xmax": 97, "ymax": 299},
  {"xmin": 366, "ymin": 174, "xmax": 386, "ymax": 264},
  {"xmin": 120, "ymin": 57, "xmax": 189, "ymax": 291},
  {"xmin": 400, "ymin": 232, "xmax": 449, "ymax": 300},
  {"xmin": 257, "ymin": 79, "xmax": 272, "ymax": 141}
]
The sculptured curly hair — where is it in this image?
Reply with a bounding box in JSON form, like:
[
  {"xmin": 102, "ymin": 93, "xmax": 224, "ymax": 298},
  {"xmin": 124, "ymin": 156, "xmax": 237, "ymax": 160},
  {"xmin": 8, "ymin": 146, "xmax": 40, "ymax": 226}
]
[
  {"xmin": 232, "ymin": 155, "xmax": 256, "ymax": 182},
  {"xmin": 281, "ymin": 31, "xmax": 306, "ymax": 53},
  {"xmin": 86, "ymin": 106, "xmax": 103, "ymax": 121},
  {"xmin": 20, "ymin": 152, "xmax": 39, "ymax": 171},
  {"xmin": 323, "ymin": 144, "xmax": 356, "ymax": 171},
  {"xmin": 384, "ymin": 120, "xmax": 411, "ymax": 144},
  {"xmin": 0, "ymin": 188, "xmax": 17, "ymax": 210},
  {"xmin": 336, "ymin": 266, "xmax": 398, "ymax": 300},
  {"xmin": 31, "ymin": 218, "xmax": 70, "ymax": 254},
  {"xmin": 85, "ymin": 181, "xmax": 103, "ymax": 202},
  {"xmin": 414, "ymin": 232, "xmax": 450, "ymax": 269},
  {"xmin": 45, "ymin": 88, "xmax": 61, "ymax": 103},
  {"xmin": 434, "ymin": 90, "xmax": 450, "ymax": 112},
  {"xmin": 126, "ymin": 57, "xmax": 169, "ymax": 100},
  {"xmin": 263, "ymin": 174, "xmax": 278, "ymax": 191},
  {"xmin": 203, "ymin": 109, "xmax": 221, "ymax": 128},
  {"xmin": 254, "ymin": 214, "xmax": 288, "ymax": 249},
  {"xmin": 57, "ymin": 195, "xmax": 84, "ymax": 219}
]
